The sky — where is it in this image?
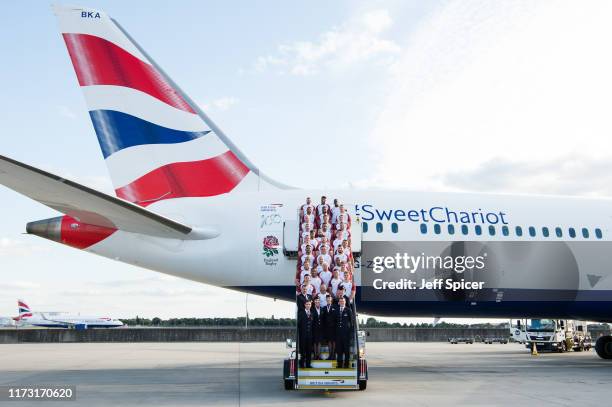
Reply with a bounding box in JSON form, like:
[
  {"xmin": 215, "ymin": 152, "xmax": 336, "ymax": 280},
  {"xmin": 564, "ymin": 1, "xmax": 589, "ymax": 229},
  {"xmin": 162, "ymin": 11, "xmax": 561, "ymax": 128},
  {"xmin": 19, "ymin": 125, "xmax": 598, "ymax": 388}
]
[{"xmin": 2, "ymin": 0, "xmax": 612, "ymax": 321}]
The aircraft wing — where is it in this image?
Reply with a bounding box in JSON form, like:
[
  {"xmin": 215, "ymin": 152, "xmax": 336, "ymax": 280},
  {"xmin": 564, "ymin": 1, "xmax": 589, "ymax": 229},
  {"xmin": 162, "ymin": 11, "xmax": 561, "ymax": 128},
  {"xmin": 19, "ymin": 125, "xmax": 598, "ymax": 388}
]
[{"xmin": 0, "ymin": 155, "xmax": 216, "ymax": 240}]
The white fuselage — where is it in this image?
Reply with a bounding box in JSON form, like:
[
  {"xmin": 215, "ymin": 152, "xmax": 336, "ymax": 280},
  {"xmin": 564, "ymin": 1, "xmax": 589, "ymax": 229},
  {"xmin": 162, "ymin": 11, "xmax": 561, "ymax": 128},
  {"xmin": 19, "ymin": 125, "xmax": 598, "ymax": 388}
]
[{"xmin": 79, "ymin": 189, "xmax": 612, "ymax": 321}]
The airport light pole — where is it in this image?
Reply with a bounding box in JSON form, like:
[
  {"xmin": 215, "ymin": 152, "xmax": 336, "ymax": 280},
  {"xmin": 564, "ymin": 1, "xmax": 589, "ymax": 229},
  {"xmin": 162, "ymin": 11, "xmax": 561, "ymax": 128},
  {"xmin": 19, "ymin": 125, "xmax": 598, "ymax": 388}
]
[{"xmin": 245, "ymin": 294, "xmax": 249, "ymax": 329}]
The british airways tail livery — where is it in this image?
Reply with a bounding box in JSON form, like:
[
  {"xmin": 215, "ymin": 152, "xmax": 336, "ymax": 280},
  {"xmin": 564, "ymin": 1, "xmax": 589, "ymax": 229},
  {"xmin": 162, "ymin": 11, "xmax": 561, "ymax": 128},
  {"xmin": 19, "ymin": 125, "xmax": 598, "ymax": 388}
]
[{"xmin": 1, "ymin": 5, "xmax": 612, "ymax": 357}]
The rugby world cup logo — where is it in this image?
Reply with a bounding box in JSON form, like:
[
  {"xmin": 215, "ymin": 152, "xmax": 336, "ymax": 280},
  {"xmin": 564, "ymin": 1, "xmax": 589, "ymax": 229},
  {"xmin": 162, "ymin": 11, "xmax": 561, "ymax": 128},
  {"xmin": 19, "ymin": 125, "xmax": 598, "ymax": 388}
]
[{"xmin": 262, "ymin": 235, "xmax": 279, "ymax": 257}]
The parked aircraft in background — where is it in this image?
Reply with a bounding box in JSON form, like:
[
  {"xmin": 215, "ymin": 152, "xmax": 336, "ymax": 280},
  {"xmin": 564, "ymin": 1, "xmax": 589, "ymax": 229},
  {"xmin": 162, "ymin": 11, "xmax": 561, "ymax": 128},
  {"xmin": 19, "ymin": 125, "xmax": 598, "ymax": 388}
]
[
  {"xmin": 15, "ymin": 299, "xmax": 123, "ymax": 329},
  {"xmin": 0, "ymin": 5, "xmax": 611, "ymax": 358}
]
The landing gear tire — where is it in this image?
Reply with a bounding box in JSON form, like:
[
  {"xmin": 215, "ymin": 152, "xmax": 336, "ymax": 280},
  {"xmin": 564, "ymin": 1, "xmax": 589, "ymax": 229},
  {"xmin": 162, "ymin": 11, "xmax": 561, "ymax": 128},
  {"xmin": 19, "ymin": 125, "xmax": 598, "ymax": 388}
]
[
  {"xmin": 359, "ymin": 380, "xmax": 367, "ymax": 391},
  {"xmin": 595, "ymin": 335, "xmax": 612, "ymax": 359},
  {"xmin": 284, "ymin": 379, "xmax": 295, "ymax": 390}
]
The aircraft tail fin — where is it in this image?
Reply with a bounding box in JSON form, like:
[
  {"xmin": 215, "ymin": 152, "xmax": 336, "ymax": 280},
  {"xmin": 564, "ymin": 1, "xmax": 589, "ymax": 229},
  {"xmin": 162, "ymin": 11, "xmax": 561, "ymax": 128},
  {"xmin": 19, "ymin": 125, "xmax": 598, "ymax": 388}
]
[
  {"xmin": 17, "ymin": 299, "xmax": 32, "ymax": 320},
  {"xmin": 53, "ymin": 5, "xmax": 288, "ymax": 206}
]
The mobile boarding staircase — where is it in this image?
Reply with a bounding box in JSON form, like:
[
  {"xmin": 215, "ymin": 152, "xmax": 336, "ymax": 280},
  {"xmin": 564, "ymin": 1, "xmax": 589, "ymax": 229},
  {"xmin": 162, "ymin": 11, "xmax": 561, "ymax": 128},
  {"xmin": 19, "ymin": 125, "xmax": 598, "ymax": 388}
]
[{"xmin": 283, "ymin": 204, "xmax": 368, "ymax": 391}]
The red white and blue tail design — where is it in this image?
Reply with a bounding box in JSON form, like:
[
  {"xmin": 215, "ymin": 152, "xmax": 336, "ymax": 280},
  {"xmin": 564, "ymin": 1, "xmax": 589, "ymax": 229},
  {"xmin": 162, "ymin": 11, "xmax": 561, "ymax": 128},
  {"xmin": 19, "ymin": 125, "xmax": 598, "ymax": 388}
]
[
  {"xmin": 54, "ymin": 5, "xmax": 284, "ymax": 206},
  {"xmin": 17, "ymin": 299, "xmax": 32, "ymax": 320}
]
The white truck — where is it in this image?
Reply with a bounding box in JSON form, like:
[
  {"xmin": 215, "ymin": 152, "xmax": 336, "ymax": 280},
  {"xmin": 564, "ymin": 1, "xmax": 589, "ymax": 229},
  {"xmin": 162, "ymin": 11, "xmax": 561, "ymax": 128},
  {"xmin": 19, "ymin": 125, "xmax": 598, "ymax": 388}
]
[
  {"xmin": 509, "ymin": 319, "xmax": 527, "ymax": 343},
  {"xmin": 521, "ymin": 319, "xmax": 592, "ymax": 352}
]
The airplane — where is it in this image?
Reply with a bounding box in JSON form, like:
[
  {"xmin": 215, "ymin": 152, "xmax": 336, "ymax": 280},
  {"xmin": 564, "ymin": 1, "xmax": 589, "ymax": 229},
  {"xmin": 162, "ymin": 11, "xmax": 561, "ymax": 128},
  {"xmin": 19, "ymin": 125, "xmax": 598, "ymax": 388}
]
[
  {"xmin": 0, "ymin": 5, "xmax": 611, "ymax": 358},
  {"xmin": 15, "ymin": 299, "xmax": 123, "ymax": 329}
]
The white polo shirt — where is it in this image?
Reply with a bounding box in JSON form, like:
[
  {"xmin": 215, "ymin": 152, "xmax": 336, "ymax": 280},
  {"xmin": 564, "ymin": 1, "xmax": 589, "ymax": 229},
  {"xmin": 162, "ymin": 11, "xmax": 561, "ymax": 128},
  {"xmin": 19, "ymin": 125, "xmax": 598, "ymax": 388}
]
[
  {"xmin": 301, "ymin": 255, "xmax": 314, "ymax": 268},
  {"xmin": 319, "ymin": 270, "xmax": 332, "ymax": 286},
  {"xmin": 317, "ymin": 253, "xmax": 332, "ymax": 266},
  {"xmin": 330, "ymin": 278, "xmax": 342, "ymax": 296},
  {"xmin": 310, "ymin": 276, "xmax": 322, "ymax": 293}
]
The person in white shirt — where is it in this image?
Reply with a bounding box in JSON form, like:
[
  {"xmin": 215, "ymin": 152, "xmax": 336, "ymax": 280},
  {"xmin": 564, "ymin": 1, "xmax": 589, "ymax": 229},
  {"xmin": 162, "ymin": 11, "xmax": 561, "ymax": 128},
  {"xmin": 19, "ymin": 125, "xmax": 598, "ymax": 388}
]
[
  {"xmin": 318, "ymin": 214, "xmax": 331, "ymax": 232},
  {"xmin": 332, "ymin": 232, "xmax": 344, "ymax": 253},
  {"xmin": 317, "ymin": 235, "xmax": 331, "ymax": 252},
  {"xmin": 303, "ymin": 206, "xmax": 315, "ymax": 225},
  {"xmin": 301, "ymin": 223, "xmax": 314, "ymax": 240},
  {"xmin": 330, "ymin": 269, "xmax": 342, "ymax": 296},
  {"xmin": 330, "ymin": 199, "xmax": 341, "ymax": 223},
  {"xmin": 316, "ymin": 196, "xmax": 330, "ymax": 217},
  {"xmin": 301, "ymin": 197, "xmax": 314, "ymax": 217},
  {"xmin": 332, "ymin": 265, "xmax": 344, "ymax": 281},
  {"xmin": 339, "ymin": 240, "xmax": 354, "ymax": 269},
  {"xmin": 334, "ymin": 204, "xmax": 351, "ymax": 227},
  {"xmin": 303, "ymin": 274, "xmax": 316, "ymax": 296},
  {"xmin": 316, "ymin": 246, "xmax": 332, "ymax": 268},
  {"xmin": 300, "ymin": 261, "xmax": 312, "ymax": 283},
  {"xmin": 300, "ymin": 243, "xmax": 314, "ymax": 259},
  {"xmin": 317, "ymin": 208, "xmax": 331, "ymax": 227},
  {"xmin": 334, "ymin": 246, "xmax": 348, "ymax": 265},
  {"xmin": 342, "ymin": 271, "xmax": 353, "ymax": 300},
  {"xmin": 318, "ymin": 262, "xmax": 332, "ymax": 287},
  {"xmin": 317, "ymin": 224, "xmax": 332, "ymax": 241},
  {"xmin": 301, "ymin": 253, "xmax": 315, "ymax": 269},
  {"xmin": 307, "ymin": 230, "xmax": 319, "ymax": 251},
  {"xmin": 334, "ymin": 213, "xmax": 350, "ymax": 230},
  {"xmin": 310, "ymin": 269, "xmax": 322, "ymax": 293},
  {"xmin": 300, "ymin": 243, "xmax": 313, "ymax": 257},
  {"xmin": 318, "ymin": 284, "xmax": 329, "ymax": 307},
  {"xmin": 337, "ymin": 223, "xmax": 351, "ymax": 242}
]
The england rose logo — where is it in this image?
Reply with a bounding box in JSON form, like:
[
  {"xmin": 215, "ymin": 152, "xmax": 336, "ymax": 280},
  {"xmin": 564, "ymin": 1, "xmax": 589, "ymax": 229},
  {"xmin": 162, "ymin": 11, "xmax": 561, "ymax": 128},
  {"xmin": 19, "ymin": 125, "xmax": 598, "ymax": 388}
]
[{"xmin": 262, "ymin": 235, "xmax": 279, "ymax": 257}]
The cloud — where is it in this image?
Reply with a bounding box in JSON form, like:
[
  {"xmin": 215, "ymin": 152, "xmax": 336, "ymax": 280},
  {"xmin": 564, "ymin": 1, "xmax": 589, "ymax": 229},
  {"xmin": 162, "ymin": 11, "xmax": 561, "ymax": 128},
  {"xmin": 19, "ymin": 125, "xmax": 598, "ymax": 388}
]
[
  {"xmin": 0, "ymin": 238, "xmax": 48, "ymax": 256},
  {"xmin": 440, "ymin": 155, "xmax": 612, "ymax": 197},
  {"xmin": 57, "ymin": 105, "xmax": 77, "ymax": 120},
  {"xmin": 0, "ymin": 281, "xmax": 40, "ymax": 291},
  {"xmin": 211, "ymin": 97, "xmax": 238, "ymax": 111},
  {"xmin": 366, "ymin": 1, "xmax": 612, "ymax": 196},
  {"xmin": 253, "ymin": 9, "xmax": 400, "ymax": 76},
  {"xmin": 199, "ymin": 97, "xmax": 239, "ymax": 112}
]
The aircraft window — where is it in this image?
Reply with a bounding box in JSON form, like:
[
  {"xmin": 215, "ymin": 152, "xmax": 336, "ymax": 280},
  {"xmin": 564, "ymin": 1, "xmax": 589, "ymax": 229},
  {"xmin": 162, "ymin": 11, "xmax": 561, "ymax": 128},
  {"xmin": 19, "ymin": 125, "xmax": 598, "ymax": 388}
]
[
  {"xmin": 569, "ymin": 227, "xmax": 576, "ymax": 238},
  {"xmin": 488, "ymin": 225, "xmax": 496, "ymax": 236},
  {"xmin": 542, "ymin": 227, "xmax": 549, "ymax": 237},
  {"xmin": 582, "ymin": 228, "xmax": 589, "ymax": 238},
  {"xmin": 362, "ymin": 222, "xmax": 368, "ymax": 233},
  {"xmin": 448, "ymin": 224, "xmax": 455, "ymax": 235},
  {"xmin": 475, "ymin": 225, "xmax": 482, "ymax": 236},
  {"xmin": 595, "ymin": 228, "xmax": 603, "ymax": 239},
  {"xmin": 555, "ymin": 227, "xmax": 562, "ymax": 238},
  {"xmin": 376, "ymin": 222, "xmax": 383, "ymax": 233},
  {"xmin": 528, "ymin": 226, "xmax": 536, "ymax": 237},
  {"xmin": 502, "ymin": 226, "xmax": 509, "ymax": 236},
  {"xmin": 461, "ymin": 225, "xmax": 469, "ymax": 235},
  {"xmin": 515, "ymin": 226, "xmax": 523, "ymax": 236},
  {"xmin": 420, "ymin": 224, "xmax": 427, "ymax": 234},
  {"xmin": 391, "ymin": 223, "xmax": 398, "ymax": 234},
  {"xmin": 434, "ymin": 224, "xmax": 441, "ymax": 234}
]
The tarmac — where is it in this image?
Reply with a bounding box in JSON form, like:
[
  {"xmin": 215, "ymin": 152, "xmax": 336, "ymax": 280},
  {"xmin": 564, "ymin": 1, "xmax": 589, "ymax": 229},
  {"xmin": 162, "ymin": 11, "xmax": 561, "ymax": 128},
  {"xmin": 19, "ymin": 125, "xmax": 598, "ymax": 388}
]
[{"xmin": 0, "ymin": 342, "xmax": 610, "ymax": 406}]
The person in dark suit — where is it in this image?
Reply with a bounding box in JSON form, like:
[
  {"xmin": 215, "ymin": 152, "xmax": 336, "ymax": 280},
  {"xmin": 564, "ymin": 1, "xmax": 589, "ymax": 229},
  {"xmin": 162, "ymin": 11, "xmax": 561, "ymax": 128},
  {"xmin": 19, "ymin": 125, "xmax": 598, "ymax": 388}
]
[
  {"xmin": 332, "ymin": 285, "xmax": 351, "ymax": 307},
  {"xmin": 312, "ymin": 297, "xmax": 324, "ymax": 360},
  {"xmin": 297, "ymin": 300, "xmax": 314, "ymax": 368},
  {"xmin": 321, "ymin": 294, "xmax": 337, "ymax": 360},
  {"xmin": 296, "ymin": 284, "xmax": 312, "ymax": 311},
  {"xmin": 335, "ymin": 296, "xmax": 353, "ymax": 368}
]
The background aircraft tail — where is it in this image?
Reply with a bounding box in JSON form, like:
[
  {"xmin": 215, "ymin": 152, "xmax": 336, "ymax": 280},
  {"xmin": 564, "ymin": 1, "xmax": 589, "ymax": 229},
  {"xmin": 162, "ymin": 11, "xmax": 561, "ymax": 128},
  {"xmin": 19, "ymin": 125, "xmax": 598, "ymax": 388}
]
[
  {"xmin": 53, "ymin": 5, "xmax": 287, "ymax": 206},
  {"xmin": 17, "ymin": 299, "xmax": 32, "ymax": 320}
]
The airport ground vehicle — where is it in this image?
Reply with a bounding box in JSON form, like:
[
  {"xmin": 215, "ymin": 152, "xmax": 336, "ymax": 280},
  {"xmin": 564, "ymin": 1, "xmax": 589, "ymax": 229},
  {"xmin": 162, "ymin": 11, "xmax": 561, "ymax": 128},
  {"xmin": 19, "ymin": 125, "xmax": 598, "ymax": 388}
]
[
  {"xmin": 283, "ymin": 321, "xmax": 368, "ymax": 390},
  {"xmin": 509, "ymin": 319, "xmax": 527, "ymax": 343},
  {"xmin": 449, "ymin": 337, "xmax": 474, "ymax": 344},
  {"xmin": 283, "ymin": 208, "xmax": 367, "ymax": 391},
  {"xmin": 523, "ymin": 319, "xmax": 591, "ymax": 352},
  {"xmin": 483, "ymin": 337, "xmax": 508, "ymax": 344}
]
